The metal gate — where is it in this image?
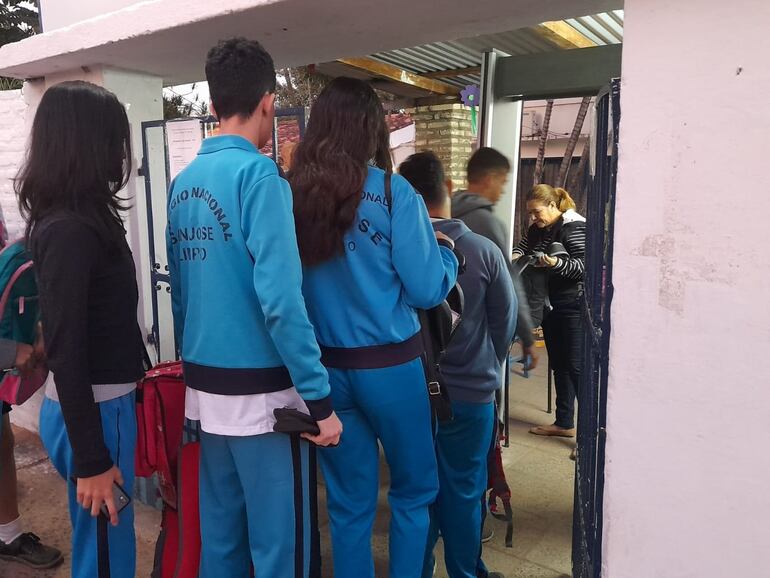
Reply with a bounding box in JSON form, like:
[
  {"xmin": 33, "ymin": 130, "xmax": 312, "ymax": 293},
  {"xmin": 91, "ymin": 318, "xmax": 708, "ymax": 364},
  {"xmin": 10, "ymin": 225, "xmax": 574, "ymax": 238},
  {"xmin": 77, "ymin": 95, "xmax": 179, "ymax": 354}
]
[
  {"xmin": 139, "ymin": 108, "xmax": 306, "ymax": 364},
  {"xmin": 572, "ymin": 78, "xmax": 620, "ymax": 577}
]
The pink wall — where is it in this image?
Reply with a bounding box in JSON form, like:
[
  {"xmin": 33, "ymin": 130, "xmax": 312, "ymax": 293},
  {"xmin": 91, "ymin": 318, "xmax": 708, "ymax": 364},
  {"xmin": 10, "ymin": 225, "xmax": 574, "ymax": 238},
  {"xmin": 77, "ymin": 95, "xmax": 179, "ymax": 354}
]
[{"xmin": 604, "ymin": 0, "xmax": 770, "ymax": 576}]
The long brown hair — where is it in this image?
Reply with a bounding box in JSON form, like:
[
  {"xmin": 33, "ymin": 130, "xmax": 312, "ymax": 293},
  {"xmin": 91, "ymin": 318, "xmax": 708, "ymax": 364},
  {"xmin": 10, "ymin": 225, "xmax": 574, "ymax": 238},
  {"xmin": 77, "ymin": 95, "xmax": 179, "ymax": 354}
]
[
  {"xmin": 528, "ymin": 184, "xmax": 576, "ymax": 212},
  {"xmin": 289, "ymin": 77, "xmax": 392, "ymax": 266},
  {"xmin": 16, "ymin": 81, "xmax": 132, "ymax": 241}
]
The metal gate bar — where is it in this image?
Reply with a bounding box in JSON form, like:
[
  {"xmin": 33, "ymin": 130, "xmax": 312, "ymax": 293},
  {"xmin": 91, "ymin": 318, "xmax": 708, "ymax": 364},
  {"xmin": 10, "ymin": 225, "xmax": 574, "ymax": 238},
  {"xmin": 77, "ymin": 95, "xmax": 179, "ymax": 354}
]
[{"xmin": 572, "ymin": 78, "xmax": 620, "ymax": 578}]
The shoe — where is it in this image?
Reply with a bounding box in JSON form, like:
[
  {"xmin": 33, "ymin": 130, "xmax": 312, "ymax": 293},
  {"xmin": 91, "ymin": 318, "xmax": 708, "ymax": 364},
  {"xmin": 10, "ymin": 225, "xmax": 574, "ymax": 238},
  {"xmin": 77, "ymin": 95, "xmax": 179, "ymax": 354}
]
[
  {"xmin": 482, "ymin": 520, "xmax": 495, "ymax": 543},
  {"xmin": 570, "ymin": 447, "xmax": 577, "ymax": 461},
  {"xmin": 0, "ymin": 532, "xmax": 63, "ymax": 569},
  {"xmin": 529, "ymin": 424, "xmax": 576, "ymax": 438},
  {"xmin": 487, "ymin": 572, "xmax": 506, "ymax": 578}
]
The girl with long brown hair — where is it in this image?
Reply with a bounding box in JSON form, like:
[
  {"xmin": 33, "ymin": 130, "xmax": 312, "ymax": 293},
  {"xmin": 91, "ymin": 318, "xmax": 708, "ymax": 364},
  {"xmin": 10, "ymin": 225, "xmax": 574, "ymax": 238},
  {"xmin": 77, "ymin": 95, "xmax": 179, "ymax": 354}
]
[{"xmin": 290, "ymin": 77, "xmax": 458, "ymax": 578}]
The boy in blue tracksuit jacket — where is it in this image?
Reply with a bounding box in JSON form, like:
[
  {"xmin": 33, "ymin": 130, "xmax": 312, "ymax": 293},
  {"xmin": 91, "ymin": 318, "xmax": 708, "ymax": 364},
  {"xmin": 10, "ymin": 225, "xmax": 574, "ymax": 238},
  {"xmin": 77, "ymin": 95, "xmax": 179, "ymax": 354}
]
[
  {"xmin": 400, "ymin": 152, "xmax": 517, "ymax": 578},
  {"xmin": 298, "ymin": 163, "xmax": 458, "ymax": 578},
  {"xmin": 166, "ymin": 39, "xmax": 341, "ymax": 578}
]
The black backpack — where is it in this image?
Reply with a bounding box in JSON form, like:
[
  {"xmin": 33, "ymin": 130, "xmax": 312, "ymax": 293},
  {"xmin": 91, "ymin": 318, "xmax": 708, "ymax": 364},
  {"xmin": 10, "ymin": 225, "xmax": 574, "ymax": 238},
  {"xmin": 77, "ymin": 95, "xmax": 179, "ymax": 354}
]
[{"xmin": 384, "ymin": 173, "xmax": 464, "ymax": 422}]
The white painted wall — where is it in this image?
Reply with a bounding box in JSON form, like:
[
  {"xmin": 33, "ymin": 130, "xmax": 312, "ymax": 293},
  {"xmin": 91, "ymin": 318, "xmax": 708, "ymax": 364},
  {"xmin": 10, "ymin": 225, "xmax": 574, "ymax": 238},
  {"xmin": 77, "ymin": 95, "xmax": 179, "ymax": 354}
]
[
  {"xmin": 0, "ymin": 90, "xmax": 29, "ymax": 242},
  {"xmin": 522, "ymin": 98, "xmax": 594, "ymax": 140},
  {"xmin": 603, "ymin": 0, "xmax": 770, "ymax": 576},
  {"xmin": 2, "ymin": 0, "xmax": 621, "ymax": 84},
  {"xmin": 100, "ymin": 67, "xmax": 165, "ymax": 357},
  {"xmin": 40, "ymin": 0, "xmax": 140, "ymax": 32},
  {"xmin": 0, "ymin": 86, "xmax": 44, "ymax": 432}
]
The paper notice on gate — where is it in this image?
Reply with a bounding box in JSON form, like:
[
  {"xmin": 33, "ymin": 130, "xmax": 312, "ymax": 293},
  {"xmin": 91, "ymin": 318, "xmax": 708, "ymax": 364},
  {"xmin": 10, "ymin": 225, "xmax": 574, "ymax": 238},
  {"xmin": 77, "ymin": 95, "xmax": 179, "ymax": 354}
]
[{"xmin": 166, "ymin": 120, "xmax": 203, "ymax": 180}]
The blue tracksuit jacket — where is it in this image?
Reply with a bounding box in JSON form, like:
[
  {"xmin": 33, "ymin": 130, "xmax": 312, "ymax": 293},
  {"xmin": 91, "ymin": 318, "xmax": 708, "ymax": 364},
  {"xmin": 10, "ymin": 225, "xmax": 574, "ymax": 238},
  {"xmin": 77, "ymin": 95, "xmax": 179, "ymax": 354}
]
[
  {"xmin": 301, "ymin": 167, "xmax": 459, "ymax": 347},
  {"xmin": 166, "ymin": 135, "xmax": 331, "ymax": 419}
]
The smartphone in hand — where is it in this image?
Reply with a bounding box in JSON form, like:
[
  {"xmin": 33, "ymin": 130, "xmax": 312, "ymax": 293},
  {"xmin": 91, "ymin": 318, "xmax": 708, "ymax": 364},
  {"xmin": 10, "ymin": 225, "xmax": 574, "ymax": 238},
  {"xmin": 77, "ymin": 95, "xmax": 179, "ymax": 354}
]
[{"xmin": 100, "ymin": 482, "xmax": 131, "ymax": 518}]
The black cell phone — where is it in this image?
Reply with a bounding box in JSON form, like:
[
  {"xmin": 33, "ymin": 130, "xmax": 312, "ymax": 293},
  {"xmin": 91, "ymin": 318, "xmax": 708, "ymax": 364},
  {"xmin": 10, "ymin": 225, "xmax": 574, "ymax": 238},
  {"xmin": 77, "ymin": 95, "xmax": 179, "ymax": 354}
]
[
  {"xmin": 71, "ymin": 477, "xmax": 131, "ymax": 518},
  {"xmin": 101, "ymin": 482, "xmax": 131, "ymax": 517}
]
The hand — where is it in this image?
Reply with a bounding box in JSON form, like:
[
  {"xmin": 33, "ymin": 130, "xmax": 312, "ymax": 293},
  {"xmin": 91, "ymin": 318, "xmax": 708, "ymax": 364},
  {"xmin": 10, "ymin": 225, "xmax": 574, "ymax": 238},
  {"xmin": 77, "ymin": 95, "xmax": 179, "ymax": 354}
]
[
  {"xmin": 435, "ymin": 231, "xmax": 455, "ymax": 250},
  {"xmin": 76, "ymin": 465, "xmax": 123, "ymax": 526},
  {"xmin": 303, "ymin": 412, "xmax": 342, "ymax": 447},
  {"xmin": 33, "ymin": 324, "xmax": 46, "ymax": 364},
  {"xmin": 14, "ymin": 343, "xmax": 35, "ymax": 377},
  {"xmin": 523, "ymin": 345, "xmax": 539, "ymax": 371},
  {"xmin": 537, "ymin": 254, "xmax": 558, "ymax": 268},
  {"xmin": 511, "ymin": 253, "xmax": 522, "ymax": 262}
]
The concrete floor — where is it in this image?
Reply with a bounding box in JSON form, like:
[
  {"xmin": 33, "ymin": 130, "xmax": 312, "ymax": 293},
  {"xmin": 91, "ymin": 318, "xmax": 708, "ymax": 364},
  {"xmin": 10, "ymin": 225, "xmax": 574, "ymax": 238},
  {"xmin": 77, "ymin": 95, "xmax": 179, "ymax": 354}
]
[{"xmin": 4, "ymin": 346, "xmax": 574, "ymax": 578}]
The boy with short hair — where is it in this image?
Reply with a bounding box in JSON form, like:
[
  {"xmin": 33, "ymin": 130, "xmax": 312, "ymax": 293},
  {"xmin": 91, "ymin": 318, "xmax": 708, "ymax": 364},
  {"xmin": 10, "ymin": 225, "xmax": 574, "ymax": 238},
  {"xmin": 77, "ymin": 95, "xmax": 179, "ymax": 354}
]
[
  {"xmin": 452, "ymin": 147, "xmax": 538, "ymax": 366},
  {"xmin": 166, "ymin": 38, "xmax": 341, "ymax": 578},
  {"xmin": 400, "ymin": 151, "xmax": 517, "ymax": 578}
]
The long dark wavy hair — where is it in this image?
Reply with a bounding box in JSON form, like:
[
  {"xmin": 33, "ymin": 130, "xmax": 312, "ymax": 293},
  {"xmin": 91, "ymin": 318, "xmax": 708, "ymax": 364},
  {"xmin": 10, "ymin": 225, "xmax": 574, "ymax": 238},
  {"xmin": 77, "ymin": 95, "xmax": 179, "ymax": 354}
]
[
  {"xmin": 15, "ymin": 81, "xmax": 132, "ymax": 241},
  {"xmin": 289, "ymin": 77, "xmax": 392, "ymax": 266}
]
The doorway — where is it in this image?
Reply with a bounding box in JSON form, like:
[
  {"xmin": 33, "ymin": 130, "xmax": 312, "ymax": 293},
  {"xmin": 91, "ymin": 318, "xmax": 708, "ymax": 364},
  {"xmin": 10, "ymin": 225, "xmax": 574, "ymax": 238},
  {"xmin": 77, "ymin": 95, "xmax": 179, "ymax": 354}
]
[{"xmin": 480, "ymin": 46, "xmax": 620, "ymax": 574}]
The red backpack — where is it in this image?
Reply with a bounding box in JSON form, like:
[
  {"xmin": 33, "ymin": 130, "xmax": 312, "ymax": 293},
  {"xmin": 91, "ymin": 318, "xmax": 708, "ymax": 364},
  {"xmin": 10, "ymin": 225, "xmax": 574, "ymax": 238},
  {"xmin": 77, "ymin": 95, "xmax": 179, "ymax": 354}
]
[
  {"xmin": 135, "ymin": 361, "xmax": 202, "ymax": 578},
  {"xmin": 135, "ymin": 361, "xmax": 324, "ymax": 578}
]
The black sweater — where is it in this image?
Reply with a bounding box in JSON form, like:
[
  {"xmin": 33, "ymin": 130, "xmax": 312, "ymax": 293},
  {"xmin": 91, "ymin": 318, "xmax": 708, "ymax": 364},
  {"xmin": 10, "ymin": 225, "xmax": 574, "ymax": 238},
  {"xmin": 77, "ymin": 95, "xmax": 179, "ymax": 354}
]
[{"xmin": 32, "ymin": 213, "xmax": 144, "ymax": 478}]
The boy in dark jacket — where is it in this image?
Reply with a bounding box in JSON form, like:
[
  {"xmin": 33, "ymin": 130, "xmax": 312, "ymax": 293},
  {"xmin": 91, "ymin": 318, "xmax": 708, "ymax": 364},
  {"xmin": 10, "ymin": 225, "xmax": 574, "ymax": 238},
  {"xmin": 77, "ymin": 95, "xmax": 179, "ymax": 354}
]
[
  {"xmin": 401, "ymin": 152, "xmax": 516, "ymax": 578},
  {"xmin": 452, "ymin": 147, "xmax": 538, "ymax": 368}
]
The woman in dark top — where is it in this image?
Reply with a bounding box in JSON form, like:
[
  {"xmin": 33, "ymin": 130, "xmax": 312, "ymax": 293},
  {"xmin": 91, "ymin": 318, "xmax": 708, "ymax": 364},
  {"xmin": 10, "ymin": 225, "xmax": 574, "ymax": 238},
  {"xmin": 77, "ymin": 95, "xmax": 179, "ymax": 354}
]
[
  {"xmin": 512, "ymin": 184, "xmax": 586, "ymax": 442},
  {"xmin": 15, "ymin": 81, "xmax": 144, "ymax": 578}
]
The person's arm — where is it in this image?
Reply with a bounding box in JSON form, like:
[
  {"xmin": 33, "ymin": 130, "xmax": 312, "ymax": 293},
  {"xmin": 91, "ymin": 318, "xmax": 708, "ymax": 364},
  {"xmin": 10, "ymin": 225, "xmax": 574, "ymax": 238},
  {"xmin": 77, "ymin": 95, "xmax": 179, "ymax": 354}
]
[
  {"xmin": 34, "ymin": 220, "xmax": 112, "ymax": 478},
  {"xmin": 549, "ymin": 222, "xmax": 586, "ymax": 280},
  {"xmin": 0, "ymin": 339, "xmax": 17, "ymax": 369},
  {"xmin": 511, "ymin": 273, "xmax": 536, "ymax": 348},
  {"xmin": 480, "ymin": 217, "xmax": 536, "ymax": 350},
  {"xmin": 485, "ymin": 247, "xmax": 518, "ymax": 364},
  {"xmin": 512, "ymin": 228, "xmax": 530, "ymax": 259},
  {"xmin": 241, "ymin": 173, "xmax": 332, "ymax": 421},
  {"xmin": 391, "ymin": 174, "xmax": 458, "ymax": 309},
  {"xmin": 0, "ymin": 339, "xmax": 38, "ymax": 376}
]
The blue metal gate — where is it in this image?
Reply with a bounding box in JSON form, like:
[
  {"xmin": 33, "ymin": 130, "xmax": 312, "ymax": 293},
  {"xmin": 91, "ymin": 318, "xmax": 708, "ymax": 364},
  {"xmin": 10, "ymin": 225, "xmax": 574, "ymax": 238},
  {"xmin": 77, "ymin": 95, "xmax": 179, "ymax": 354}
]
[{"xmin": 572, "ymin": 78, "xmax": 620, "ymax": 577}]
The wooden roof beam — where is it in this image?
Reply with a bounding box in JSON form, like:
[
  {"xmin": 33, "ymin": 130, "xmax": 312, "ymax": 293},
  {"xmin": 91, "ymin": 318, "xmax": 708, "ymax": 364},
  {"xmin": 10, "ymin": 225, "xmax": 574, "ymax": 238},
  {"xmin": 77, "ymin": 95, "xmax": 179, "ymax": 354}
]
[
  {"xmin": 337, "ymin": 57, "xmax": 460, "ymax": 96},
  {"xmin": 422, "ymin": 65, "xmax": 481, "ymax": 79},
  {"xmin": 536, "ymin": 21, "xmax": 597, "ymax": 49}
]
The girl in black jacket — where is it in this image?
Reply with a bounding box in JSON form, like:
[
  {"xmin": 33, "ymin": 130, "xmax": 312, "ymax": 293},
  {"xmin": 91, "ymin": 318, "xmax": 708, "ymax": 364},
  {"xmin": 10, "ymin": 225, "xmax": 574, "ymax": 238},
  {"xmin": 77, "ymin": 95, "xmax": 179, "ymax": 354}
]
[
  {"xmin": 513, "ymin": 185, "xmax": 586, "ymax": 439},
  {"xmin": 15, "ymin": 81, "xmax": 144, "ymax": 578}
]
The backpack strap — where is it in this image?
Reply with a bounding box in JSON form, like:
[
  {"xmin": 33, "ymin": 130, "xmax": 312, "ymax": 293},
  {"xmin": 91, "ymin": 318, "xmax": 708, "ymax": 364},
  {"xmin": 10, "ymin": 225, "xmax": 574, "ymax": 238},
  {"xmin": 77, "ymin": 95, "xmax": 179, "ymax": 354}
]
[
  {"xmin": 0, "ymin": 261, "xmax": 33, "ymax": 317},
  {"xmin": 384, "ymin": 172, "xmax": 392, "ymax": 215}
]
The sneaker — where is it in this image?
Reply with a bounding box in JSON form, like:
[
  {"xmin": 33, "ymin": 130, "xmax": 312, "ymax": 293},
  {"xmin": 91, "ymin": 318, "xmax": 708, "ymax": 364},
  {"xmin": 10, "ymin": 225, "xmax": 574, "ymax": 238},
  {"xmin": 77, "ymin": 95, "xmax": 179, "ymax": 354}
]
[
  {"xmin": 482, "ymin": 520, "xmax": 495, "ymax": 543},
  {"xmin": 0, "ymin": 532, "xmax": 63, "ymax": 569},
  {"xmin": 487, "ymin": 572, "xmax": 507, "ymax": 578}
]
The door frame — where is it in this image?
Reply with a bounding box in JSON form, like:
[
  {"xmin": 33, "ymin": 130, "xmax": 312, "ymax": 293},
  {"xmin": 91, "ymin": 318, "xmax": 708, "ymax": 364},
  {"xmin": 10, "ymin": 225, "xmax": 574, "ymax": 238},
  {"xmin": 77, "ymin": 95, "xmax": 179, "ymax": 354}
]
[{"xmin": 479, "ymin": 47, "xmax": 621, "ymax": 576}]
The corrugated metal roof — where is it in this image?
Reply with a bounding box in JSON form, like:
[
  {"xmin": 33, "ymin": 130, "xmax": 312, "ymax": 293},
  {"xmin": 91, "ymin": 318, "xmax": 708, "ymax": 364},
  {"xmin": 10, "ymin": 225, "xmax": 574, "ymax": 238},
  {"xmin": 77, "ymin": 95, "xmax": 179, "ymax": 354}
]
[{"xmin": 369, "ymin": 11, "xmax": 624, "ymax": 89}]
